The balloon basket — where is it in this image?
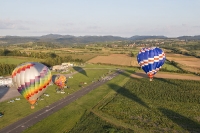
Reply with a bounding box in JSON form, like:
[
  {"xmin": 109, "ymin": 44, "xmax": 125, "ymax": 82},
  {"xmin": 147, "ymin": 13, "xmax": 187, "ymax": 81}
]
[
  {"xmin": 31, "ymin": 105, "xmax": 35, "ymax": 109},
  {"xmin": 149, "ymin": 78, "xmax": 153, "ymax": 81}
]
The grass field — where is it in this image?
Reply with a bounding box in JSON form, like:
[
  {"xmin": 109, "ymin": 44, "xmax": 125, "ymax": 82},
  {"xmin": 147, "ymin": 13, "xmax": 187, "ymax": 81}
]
[
  {"xmin": 0, "ymin": 56, "xmax": 43, "ymax": 65},
  {"xmin": 1, "ymin": 50, "xmax": 200, "ymax": 132},
  {"xmin": 0, "ymin": 69, "xmax": 113, "ymax": 130},
  {"xmin": 22, "ymin": 69, "xmax": 132, "ymax": 133},
  {"xmin": 161, "ymin": 60, "xmax": 180, "ymax": 71},
  {"xmin": 18, "ymin": 69, "xmax": 200, "ymax": 133},
  {"xmin": 69, "ymin": 77, "xmax": 200, "ymax": 133}
]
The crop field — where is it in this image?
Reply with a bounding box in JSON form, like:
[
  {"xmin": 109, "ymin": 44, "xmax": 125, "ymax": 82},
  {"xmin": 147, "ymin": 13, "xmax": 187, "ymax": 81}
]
[
  {"xmin": 87, "ymin": 54, "xmax": 180, "ymax": 72},
  {"xmin": 1, "ymin": 46, "xmax": 200, "ymax": 132},
  {"xmin": 87, "ymin": 54, "xmax": 138, "ymax": 66},
  {"xmin": 58, "ymin": 53, "xmax": 99, "ymax": 62},
  {"xmin": 166, "ymin": 53, "xmax": 200, "ymax": 73},
  {"xmin": 71, "ymin": 77, "xmax": 200, "ymax": 133}
]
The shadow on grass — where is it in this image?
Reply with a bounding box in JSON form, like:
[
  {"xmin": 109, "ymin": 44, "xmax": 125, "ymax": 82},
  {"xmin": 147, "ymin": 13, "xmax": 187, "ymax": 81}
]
[
  {"xmin": 155, "ymin": 78, "xmax": 179, "ymax": 86},
  {"xmin": 116, "ymin": 69, "xmax": 136, "ymax": 78},
  {"xmin": 108, "ymin": 83, "xmax": 150, "ymax": 109},
  {"xmin": 73, "ymin": 67, "xmax": 88, "ymax": 77},
  {"xmin": 131, "ymin": 71, "xmax": 179, "ymax": 86},
  {"xmin": 158, "ymin": 107, "xmax": 200, "ymax": 132},
  {"xmin": 131, "ymin": 72, "xmax": 148, "ymax": 78},
  {"xmin": 0, "ymin": 86, "xmax": 9, "ymax": 102}
]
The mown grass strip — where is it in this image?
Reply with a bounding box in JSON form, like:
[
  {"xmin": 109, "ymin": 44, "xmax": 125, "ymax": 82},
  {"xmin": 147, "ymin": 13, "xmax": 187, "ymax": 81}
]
[
  {"xmin": 22, "ymin": 70, "xmax": 133, "ymax": 133},
  {"xmin": 0, "ymin": 69, "xmax": 111, "ymax": 129}
]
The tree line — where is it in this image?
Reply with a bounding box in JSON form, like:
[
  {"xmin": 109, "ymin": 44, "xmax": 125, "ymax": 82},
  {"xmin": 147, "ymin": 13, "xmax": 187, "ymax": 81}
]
[
  {"xmin": 0, "ymin": 49, "xmax": 84, "ymax": 76},
  {"xmin": 161, "ymin": 44, "xmax": 200, "ymax": 58},
  {"xmin": 0, "ymin": 63, "xmax": 17, "ymax": 76}
]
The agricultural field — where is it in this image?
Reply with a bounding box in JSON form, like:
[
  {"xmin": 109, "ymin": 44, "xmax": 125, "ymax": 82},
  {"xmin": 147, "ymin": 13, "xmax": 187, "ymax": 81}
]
[
  {"xmin": 87, "ymin": 54, "xmax": 138, "ymax": 67},
  {"xmin": 87, "ymin": 54, "xmax": 180, "ymax": 72},
  {"xmin": 0, "ymin": 56, "xmax": 200, "ymax": 132},
  {"xmin": 0, "ymin": 56, "xmax": 43, "ymax": 65},
  {"xmin": 1, "ymin": 41, "xmax": 200, "ymax": 132},
  {"xmin": 166, "ymin": 53, "xmax": 200, "ymax": 73},
  {"xmin": 58, "ymin": 53, "xmax": 99, "ymax": 62},
  {"xmin": 70, "ymin": 77, "xmax": 200, "ymax": 133}
]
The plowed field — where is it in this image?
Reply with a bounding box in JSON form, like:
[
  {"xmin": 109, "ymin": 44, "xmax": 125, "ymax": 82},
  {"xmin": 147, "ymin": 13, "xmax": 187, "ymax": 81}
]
[{"xmin": 87, "ymin": 54, "xmax": 138, "ymax": 66}]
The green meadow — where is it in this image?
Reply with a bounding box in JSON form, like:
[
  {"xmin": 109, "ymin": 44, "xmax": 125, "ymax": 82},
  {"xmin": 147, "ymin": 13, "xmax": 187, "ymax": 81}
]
[
  {"xmin": 20, "ymin": 70, "xmax": 200, "ymax": 133},
  {"xmin": 70, "ymin": 78, "xmax": 200, "ymax": 133},
  {"xmin": 0, "ymin": 56, "xmax": 43, "ymax": 65},
  {"xmin": 0, "ymin": 69, "xmax": 112, "ymax": 129},
  {"xmin": 0, "ymin": 63, "xmax": 199, "ymax": 133}
]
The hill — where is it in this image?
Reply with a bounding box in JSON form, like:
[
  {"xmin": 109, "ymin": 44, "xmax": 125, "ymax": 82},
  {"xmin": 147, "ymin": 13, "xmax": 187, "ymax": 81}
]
[{"xmin": 1, "ymin": 34, "xmax": 200, "ymax": 45}]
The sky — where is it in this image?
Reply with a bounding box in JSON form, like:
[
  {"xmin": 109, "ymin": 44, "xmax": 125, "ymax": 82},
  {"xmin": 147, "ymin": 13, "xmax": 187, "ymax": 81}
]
[{"xmin": 0, "ymin": 0, "xmax": 200, "ymax": 37}]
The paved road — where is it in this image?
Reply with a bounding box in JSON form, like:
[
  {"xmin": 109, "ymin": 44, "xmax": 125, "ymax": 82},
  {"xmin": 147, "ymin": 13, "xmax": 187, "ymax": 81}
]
[{"xmin": 0, "ymin": 70, "xmax": 121, "ymax": 133}]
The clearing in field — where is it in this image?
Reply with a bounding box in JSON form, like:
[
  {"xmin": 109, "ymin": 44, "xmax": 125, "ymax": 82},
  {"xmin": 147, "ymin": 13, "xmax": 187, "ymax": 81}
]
[{"xmin": 87, "ymin": 54, "xmax": 138, "ymax": 66}]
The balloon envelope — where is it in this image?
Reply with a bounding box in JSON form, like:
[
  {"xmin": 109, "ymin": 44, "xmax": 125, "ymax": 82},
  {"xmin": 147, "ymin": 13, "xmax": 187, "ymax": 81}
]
[
  {"xmin": 52, "ymin": 75, "xmax": 67, "ymax": 88},
  {"xmin": 12, "ymin": 62, "xmax": 52, "ymax": 108},
  {"xmin": 137, "ymin": 47, "xmax": 166, "ymax": 80}
]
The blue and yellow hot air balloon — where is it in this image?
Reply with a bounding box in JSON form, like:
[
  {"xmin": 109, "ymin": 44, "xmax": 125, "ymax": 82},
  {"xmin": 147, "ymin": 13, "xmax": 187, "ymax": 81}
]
[
  {"xmin": 137, "ymin": 47, "xmax": 166, "ymax": 81},
  {"xmin": 12, "ymin": 62, "xmax": 52, "ymax": 109}
]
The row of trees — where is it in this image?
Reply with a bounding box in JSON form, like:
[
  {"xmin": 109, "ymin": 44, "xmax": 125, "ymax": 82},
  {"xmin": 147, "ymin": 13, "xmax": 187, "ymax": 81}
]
[
  {"xmin": 0, "ymin": 49, "xmax": 83, "ymax": 64},
  {"xmin": 159, "ymin": 60, "xmax": 200, "ymax": 76},
  {"xmin": 0, "ymin": 63, "xmax": 17, "ymax": 76},
  {"xmin": 0, "ymin": 49, "xmax": 58, "ymax": 59},
  {"xmin": 41, "ymin": 56, "xmax": 83, "ymax": 67},
  {"xmin": 161, "ymin": 44, "xmax": 200, "ymax": 58}
]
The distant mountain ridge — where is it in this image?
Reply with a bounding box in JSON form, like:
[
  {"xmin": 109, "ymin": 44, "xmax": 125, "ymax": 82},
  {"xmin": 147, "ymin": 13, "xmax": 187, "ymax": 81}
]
[
  {"xmin": 0, "ymin": 34, "xmax": 200, "ymax": 45},
  {"xmin": 177, "ymin": 35, "xmax": 200, "ymax": 40}
]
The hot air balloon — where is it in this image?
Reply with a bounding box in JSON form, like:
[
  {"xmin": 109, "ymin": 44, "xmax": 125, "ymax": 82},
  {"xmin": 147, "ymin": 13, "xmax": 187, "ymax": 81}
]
[
  {"xmin": 52, "ymin": 75, "xmax": 67, "ymax": 92},
  {"xmin": 137, "ymin": 47, "xmax": 166, "ymax": 81},
  {"xmin": 12, "ymin": 62, "xmax": 52, "ymax": 109}
]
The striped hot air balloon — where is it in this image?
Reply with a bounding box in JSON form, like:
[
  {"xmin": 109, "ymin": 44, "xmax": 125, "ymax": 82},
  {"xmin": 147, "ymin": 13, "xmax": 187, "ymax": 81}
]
[
  {"xmin": 137, "ymin": 47, "xmax": 166, "ymax": 81},
  {"xmin": 52, "ymin": 74, "xmax": 67, "ymax": 91},
  {"xmin": 12, "ymin": 62, "xmax": 51, "ymax": 109}
]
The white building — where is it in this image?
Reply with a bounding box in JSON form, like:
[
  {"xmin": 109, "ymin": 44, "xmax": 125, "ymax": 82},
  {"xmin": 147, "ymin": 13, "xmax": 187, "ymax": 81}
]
[
  {"xmin": 52, "ymin": 63, "xmax": 74, "ymax": 71},
  {"xmin": 52, "ymin": 65, "xmax": 62, "ymax": 71},
  {"xmin": 0, "ymin": 78, "xmax": 12, "ymax": 86},
  {"xmin": 62, "ymin": 63, "xmax": 74, "ymax": 67}
]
